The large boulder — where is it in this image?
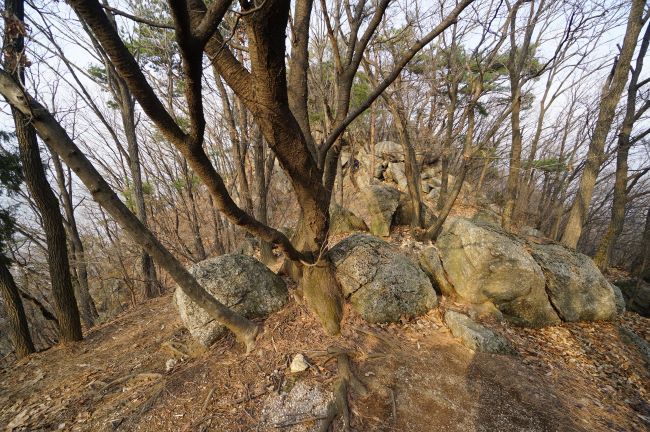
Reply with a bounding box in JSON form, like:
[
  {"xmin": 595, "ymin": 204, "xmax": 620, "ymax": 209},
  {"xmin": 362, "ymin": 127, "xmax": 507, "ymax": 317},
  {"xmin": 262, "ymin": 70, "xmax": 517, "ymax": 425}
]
[
  {"xmin": 375, "ymin": 140, "xmax": 403, "ymax": 162},
  {"xmin": 530, "ymin": 244, "xmax": 618, "ymax": 322},
  {"xmin": 615, "ymin": 279, "xmax": 650, "ymax": 318},
  {"xmin": 329, "ymin": 203, "xmax": 368, "ymax": 236},
  {"xmin": 385, "ymin": 162, "xmax": 408, "ymax": 190},
  {"xmin": 437, "ymin": 218, "xmax": 560, "ymax": 327},
  {"xmin": 444, "ymin": 311, "xmax": 515, "ymax": 354},
  {"xmin": 349, "ymin": 184, "xmax": 400, "ymax": 237},
  {"xmin": 394, "ymin": 193, "xmax": 436, "ymax": 228},
  {"xmin": 418, "ymin": 246, "xmax": 455, "ymax": 297},
  {"xmin": 175, "ymin": 255, "xmax": 288, "ymax": 346},
  {"xmin": 328, "ymin": 234, "xmax": 438, "ymax": 323}
]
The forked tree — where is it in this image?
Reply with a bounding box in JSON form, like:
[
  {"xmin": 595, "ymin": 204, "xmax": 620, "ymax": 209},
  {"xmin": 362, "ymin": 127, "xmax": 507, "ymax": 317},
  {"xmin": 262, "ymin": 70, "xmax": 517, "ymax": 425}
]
[{"xmin": 40, "ymin": 0, "xmax": 473, "ymax": 336}]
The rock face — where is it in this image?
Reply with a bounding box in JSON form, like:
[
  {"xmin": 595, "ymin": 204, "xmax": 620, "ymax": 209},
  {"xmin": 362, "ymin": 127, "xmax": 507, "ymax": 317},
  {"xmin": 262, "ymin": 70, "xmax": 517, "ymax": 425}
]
[
  {"xmin": 437, "ymin": 218, "xmax": 560, "ymax": 327},
  {"xmin": 444, "ymin": 311, "xmax": 515, "ymax": 354},
  {"xmin": 261, "ymin": 381, "xmax": 331, "ymax": 431},
  {"xmin": 354, "ymin": 184, "xmax": 400, "ymax": 237},
  {"xmin": 329, "ymin": 203, "xmax": 368, "ymax": 236},
  {"xmin": 175, "ymin": 255, "xmax": 288, "ymax": 346},
  {"xmin": 328, "ymin": 234, "xmax": 437, "ymax": 323},
  {"xmin": 530, "ymin": 244, "xmax": 618, "ymax": 322}
]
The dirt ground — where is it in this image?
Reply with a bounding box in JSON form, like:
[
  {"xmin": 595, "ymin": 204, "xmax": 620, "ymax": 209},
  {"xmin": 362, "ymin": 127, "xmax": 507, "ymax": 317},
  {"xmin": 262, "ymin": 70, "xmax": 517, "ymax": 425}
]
[{"xmin": 1, "ymin": 286, "xmax": 649, "ymax": 432}]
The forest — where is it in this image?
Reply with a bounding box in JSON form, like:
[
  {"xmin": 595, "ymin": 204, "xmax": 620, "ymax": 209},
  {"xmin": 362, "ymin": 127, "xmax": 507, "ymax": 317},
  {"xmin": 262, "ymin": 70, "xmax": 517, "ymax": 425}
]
[{"xmin": 0, "ymin": 0, "xmax": 649, "ymax": 431}]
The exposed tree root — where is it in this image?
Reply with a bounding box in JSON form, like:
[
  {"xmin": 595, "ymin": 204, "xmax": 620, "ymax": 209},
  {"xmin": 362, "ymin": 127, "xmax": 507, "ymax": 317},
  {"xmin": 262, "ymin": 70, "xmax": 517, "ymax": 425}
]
[{"xmin": 317, "ymin": 347, "xmax": 368, "ymax": 432}]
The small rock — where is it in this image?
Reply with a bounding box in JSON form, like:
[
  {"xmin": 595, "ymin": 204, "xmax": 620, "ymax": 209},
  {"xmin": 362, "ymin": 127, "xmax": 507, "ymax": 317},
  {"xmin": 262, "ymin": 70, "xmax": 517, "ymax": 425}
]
[
  {"xmin": 444, "ymin": 310, "xmax": 515, "ymax": 355},
  {"xmin": 165, "ymin": 358, "xmax": 177, "ymax": 372},
  {"xmin": 290, "ymin": 354, "xmax": 309, "ymax": 373}
]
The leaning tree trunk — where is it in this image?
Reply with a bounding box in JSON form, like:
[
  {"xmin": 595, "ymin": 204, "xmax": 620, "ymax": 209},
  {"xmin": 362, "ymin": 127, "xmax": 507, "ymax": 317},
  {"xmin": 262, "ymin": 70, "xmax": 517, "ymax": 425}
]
[
  {"xmin": 0, "ymin": 258, "xmax": 35, "ymax": 359},
  {"xmin": 561, "ymin": 0, "xmax": 645, "ymax": 249},
  {"xmin": 3, "ymin": 0, "xmax": 82, "ymax": 342}
]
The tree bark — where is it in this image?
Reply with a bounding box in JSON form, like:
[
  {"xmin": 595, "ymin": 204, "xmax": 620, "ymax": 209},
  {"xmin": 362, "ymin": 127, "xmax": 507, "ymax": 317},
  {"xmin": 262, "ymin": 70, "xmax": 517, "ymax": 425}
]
[
  {"xmin": 50, "ymin": 150, "xmax": 99, "ymax": 326},
  {"xmin": 594, "ymin": 20, "xmax": 650, "ymax": 270},
  {"xmin": 252, "ymin": 130, "xmax": 274, "ymax": 264},
  {"xmin": 0, "ymin": 258, "xmax": 35, "ymax": 359},
  {"xmin": 112, "ymin": 44, "xmax": 159, "ymax": 299},
  {"xmin": 3, "ymin": 0, "xmax": 82, "ymax": 342},
  {"xmin": 561, "ymin": 0, "xmax": 646, "ymax": 248}
]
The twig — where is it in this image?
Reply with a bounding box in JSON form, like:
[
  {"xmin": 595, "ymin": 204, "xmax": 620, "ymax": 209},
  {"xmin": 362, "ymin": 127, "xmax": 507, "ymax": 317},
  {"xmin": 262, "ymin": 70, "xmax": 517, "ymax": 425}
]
[{"xmin": 201, "ymin": 387, "xmax": 216, "ymax": 413}]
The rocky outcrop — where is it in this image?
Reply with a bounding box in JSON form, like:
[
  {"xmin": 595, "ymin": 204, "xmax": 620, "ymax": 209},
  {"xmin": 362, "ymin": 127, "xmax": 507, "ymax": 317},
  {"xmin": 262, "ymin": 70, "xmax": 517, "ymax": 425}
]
[
  {"xmin": 175, "ymin": 255, "xmax": 288, "ymax": 346},
  {"xmin": 444, "ymin": 311, "xmax": 515, "ymax": 354},
  {"xmin": 328, "ymin": 234, "xmax": 437, "ymax": 323},
  {"xmin": 348, "ymin": 184, "xmax": 400, "ymax": 237},
  {"xmin": 436, "ymin": 217, "xmax": 621, "ymax": 327},
  {"xmin": 375, "ymin": 140, "xmax": 403, "ymax": 162},
  {"xmin": 437, "ymin": 218, "xmax": 560, "ymax": 327},
  {"xmin": 530, "ymin": 244, "xmax": 619, "ymax": 322},
  {"xmin": 329, "ymin": 203, "xmax": 368, "ymax": 236}
]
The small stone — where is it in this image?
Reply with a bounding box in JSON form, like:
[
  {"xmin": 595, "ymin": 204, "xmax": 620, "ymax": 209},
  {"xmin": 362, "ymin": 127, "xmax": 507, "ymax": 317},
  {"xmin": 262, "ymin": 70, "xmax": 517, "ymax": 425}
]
[
  {"xmin": 289, "ymin": 354, "xmax": 309, "ymax": 373},
  {"xmin": 165, "ymin": 358, "xmax": 177, "ymax": 372}
]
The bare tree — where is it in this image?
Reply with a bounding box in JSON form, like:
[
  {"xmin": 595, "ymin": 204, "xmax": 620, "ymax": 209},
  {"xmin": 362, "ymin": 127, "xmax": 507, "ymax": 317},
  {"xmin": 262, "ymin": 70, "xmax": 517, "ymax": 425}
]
[
  {"xmin": 561, "ymin": 0, "xmax": 647, "ymax": 248},
  {"xmin": 3, "ymin": 0, "xmax": 82, "ymax": 342}
]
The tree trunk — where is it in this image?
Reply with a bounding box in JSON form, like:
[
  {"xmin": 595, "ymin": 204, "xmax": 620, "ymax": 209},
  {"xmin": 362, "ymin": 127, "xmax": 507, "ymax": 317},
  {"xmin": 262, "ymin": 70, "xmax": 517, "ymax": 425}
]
[
  {"xmin": 116, "ymin": 81, "xmax": 159, "ymax": 299},
  {"xmin": 393, "ymin": 105, "xmax": 423, "ymax": 228},
  {"xmin": 252, "ymin": 130, "xmax": 274, "ymax": 264},
  {"xmin": 561, "ymin": 0, "xmax": 645, "ymax": 248},
  {"xmin": 501, "ymin": 82, "xmax": 523, "ymax": 231},
  {"xmin": 4, "ymin": 0, "xmax": 82, "ymax": 342},
  {"xmin": 0, "ymin": 258, "xmax": 35, "ymax": 359},
  {"xmin": 50, "ymin": 150, "xmax": 99, "ymax": 326},
  {"xmin": 636, "ymin": 205, "xmax": 650, "ymax": 282},
  {"xmin": 594, "ymin": 19, "xmax": 650, "ymax": 270}
]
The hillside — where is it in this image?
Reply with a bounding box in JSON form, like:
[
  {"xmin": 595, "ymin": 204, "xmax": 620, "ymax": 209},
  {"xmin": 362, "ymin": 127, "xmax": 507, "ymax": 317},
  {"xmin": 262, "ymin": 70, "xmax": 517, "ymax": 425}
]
[{"xmin": 2, "ymin": 268, "xmax": 649, "ymax": 431}]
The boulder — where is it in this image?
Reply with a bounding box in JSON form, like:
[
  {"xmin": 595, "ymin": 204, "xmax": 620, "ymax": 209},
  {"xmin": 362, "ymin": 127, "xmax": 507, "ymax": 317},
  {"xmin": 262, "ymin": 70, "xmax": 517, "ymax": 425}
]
[
  {"xmin": 352, "ymin": 184, "xmax": 400, "ymax": 237},
  {"xmin": 444, "ymin": 311, "xmax": 515, "ymax": 354},
  {"xmin": 329, "ymin": 203, "xmax": 368, "ymax": 236},
  {"xmin": 614, "ymin": 279, "xmax": 650, "ymax": 318},
  {"xmin": 175, "ymin": 255, "xmax": 288, "ymax": 346},
  {"xmin": 471, "ymin": 209, "xmax": 501, "ymax": 227},
  {"xmin": 520, "ymin": 226, "xmax": 545, "ymax": 238},
  {"xmin": 394, "ymin": 193, "xmax": 436, "ymax": 227},
  {"xmin": 530, "ymin": 243, "xmax": 618, "ymax": 322},
  {"xmin": 418, "ymin": 246, "xmax": 455, "ymax": 297},
  {"xmin": 375, "ymin": 140, "xmax": 404, "ymax": 162},
  {"xmin": 328, "ymin": 234, "xmax": 438, "ymax": 323},
  {"xmin": 612, "ymin": 284, "xmax": 626, "ymax": 315},
  {"xmin": 385, "ymin": 162, "xmax": 408, "ymax": 190},
  {"xmin": 437, "ymin": 218, "xmax": 560, "ymax": 327}
]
